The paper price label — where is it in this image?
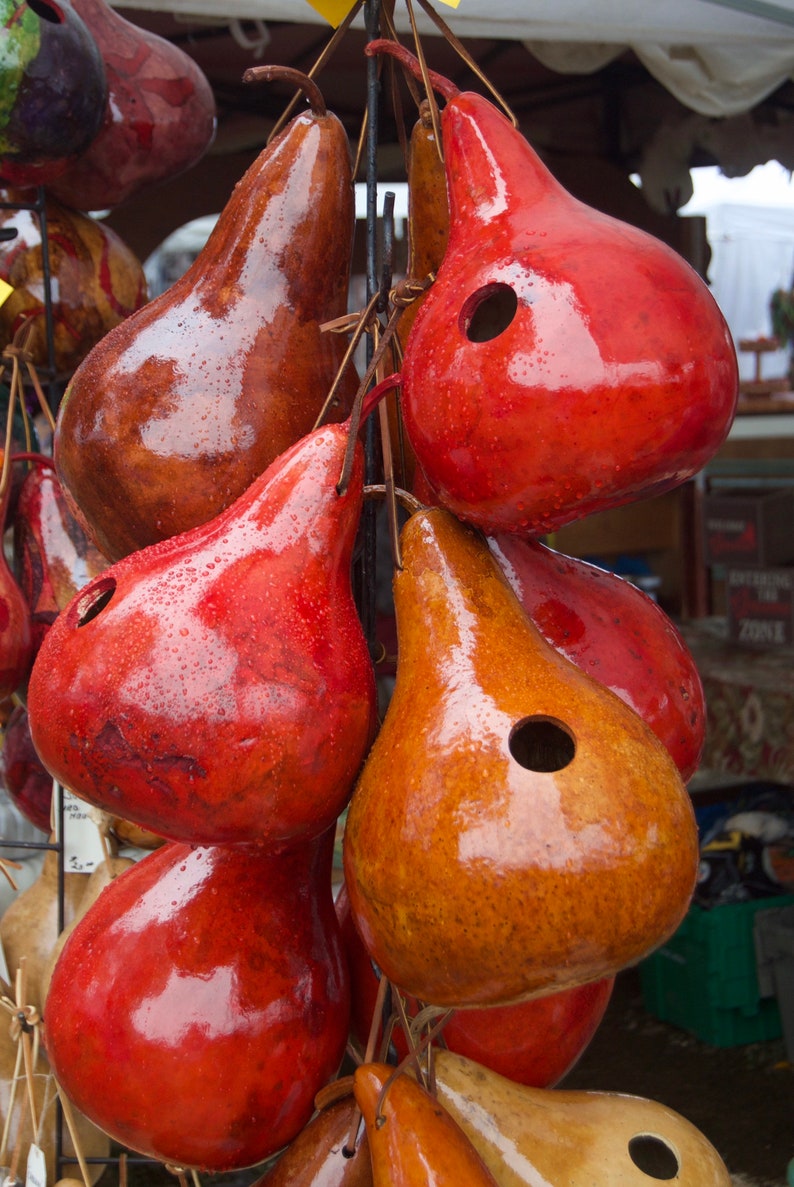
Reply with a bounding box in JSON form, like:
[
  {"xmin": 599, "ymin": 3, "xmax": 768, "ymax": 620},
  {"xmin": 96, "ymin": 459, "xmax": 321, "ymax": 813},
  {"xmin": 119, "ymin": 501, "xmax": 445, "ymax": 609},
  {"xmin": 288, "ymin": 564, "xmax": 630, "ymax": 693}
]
[
  {"xmin": 25, "ymin": 1145, "xmax": 45, "ymax": 1187},
  {"xmin": 61, "ymin": 785, "xmax": 106, "ymax": 873}
]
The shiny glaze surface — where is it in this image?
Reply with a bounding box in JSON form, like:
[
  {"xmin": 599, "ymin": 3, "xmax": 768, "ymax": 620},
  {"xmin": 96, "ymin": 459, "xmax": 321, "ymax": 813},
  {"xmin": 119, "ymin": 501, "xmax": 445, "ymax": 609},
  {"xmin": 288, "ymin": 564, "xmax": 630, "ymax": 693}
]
[
  {"xmin": 489, "ymin": 534, "xmax": 705, "ymax": 779},
  {"xmin": 28, "ymin": 424, "xmax": 376, "ymax": 846},
  {"xmin": 54, "ymin": 99, "xmax": 356, "ymax": 560},
  {"xmin": 400, "ymin": 92, "xmax": 738, "ymax": 535},
  {"xmin": 0, "ymin": 478, "xmax": 32, "ymax": 698},
  {"xmin": 44, "ymin": 830, "xmax": 351, "ymax": 1171},
  {"xmin": 253, "ymin": 1095, "xmax": 372, "ymax": 1187},
  {"xmin": 343, "ymin": 508, "xmax": 698, "ymax": 1007},
  {"xmin": 0, "ymin": 0, "xmax": 107, "ymax": 184},
  {"xmin": 47, "ymin": 0, "xmax": 216, "ymax": 211},
  {"xmin": 13, "ymin": 461, "xmax": 110, "ymax": 655},
  {"xmin": 354, "ymin": 1063, "xmax": 499, "ymax": 1187},
  {"xmin": 433, "ymin": 1050, "xmax": 733, "ymax": 1187},
  {"xmin": 0, "ymin": 193, "xmax": 147, "ymax": 376},
  {"xmin": 337, "ymin": 881, "xmax": 614, "ymax": 1088},
  {"xmin": 0, "ymin": 702, "xmax": 52, "ymax": 832}
]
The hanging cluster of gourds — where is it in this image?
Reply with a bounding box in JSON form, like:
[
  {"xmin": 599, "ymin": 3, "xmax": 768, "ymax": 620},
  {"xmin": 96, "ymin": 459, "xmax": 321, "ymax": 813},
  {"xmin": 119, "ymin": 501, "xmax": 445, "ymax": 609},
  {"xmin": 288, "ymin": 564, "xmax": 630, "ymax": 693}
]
[{"xmin": 0, "ymin": 4, "xmax": 744, "ymax": 1185}]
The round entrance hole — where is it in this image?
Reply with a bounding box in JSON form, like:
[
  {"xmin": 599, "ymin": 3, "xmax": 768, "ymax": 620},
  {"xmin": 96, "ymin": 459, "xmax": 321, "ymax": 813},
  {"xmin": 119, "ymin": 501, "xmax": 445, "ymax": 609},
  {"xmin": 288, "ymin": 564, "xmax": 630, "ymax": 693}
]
[
  {"xmin": 74, "ymin": 577, "xmax": 117, "ymax": 627},
  {"xmin": 461, "ymin": 283, "xmax": 518, "ymax": 342},
  {"xmin": 627, "ymin": 1134, "xmax": 680, "ymax": 1180},
  {"xmin": 509, "ymin": 716, "xmax": 575, "ymax": 772}
]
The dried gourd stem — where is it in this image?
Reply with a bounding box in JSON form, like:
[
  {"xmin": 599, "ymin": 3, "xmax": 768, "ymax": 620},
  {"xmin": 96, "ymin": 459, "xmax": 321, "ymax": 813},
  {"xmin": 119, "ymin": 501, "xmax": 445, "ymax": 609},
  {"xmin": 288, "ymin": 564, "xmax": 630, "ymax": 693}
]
[
  {"xmin": 414, "ymin": 0, "xmax": 519, "ymax": 127},
  {"xmin": 373, "ymin": 1009, "xmax": 453, "ymax": 1125},
  {"xmin": 10, "ymin": 452, "xmax": 56, "ymax": 471},
  {"xmin": 315, "ymin": 291, "xmax": 380, "ymax": 432},
  {"xmin": 164, "ymin": 1164, "xmax": 190, "ymax": 1187},
  {"xmin": 263, "ymin": 0, "xmax": 365, "ymax": 147},
  {"xmin": 352, "ymin": 103, "xmax": 368, "ymax": 182},
  {"xmin": 404, "ymin": 0, "xmax": 443, "ymax": 162},
  {"xmin": 20, "ymin": 353, "xmax": 57, "ymax": 436},
  {"xmin": 120, "ymin": 1149, "xmax": 128, "ymax": 1187},
  {"xmin": 363, "ymin": 484, "xmax": 426, "ymax": 518},
  {"xmin": 392, "ymin": 989, "xmax": 428, "ymax": 1089},
  {"xmin": 0, "ymin": 1028, "xmax": 23, "ymax": 1165},
  {"xmin": 242, "ymin": 65, "xmax": 327, "ymax": 118},
  {"xmin": 190, "ymin": 1168, "xmax": 201, "ymax": 1187}
]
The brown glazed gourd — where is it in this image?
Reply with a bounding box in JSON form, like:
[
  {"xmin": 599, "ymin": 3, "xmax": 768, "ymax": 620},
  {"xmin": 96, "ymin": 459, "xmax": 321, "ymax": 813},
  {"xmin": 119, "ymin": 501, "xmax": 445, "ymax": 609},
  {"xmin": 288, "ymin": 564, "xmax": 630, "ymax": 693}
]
[
  {"xmin": 251, "ymin": 1094, "xmax": 372, "ymax": 1187},
  {"xmin": 432, "ymin": 1050, "xmax": 733, "ymax": 1187},
  {"xmin": 354, "ymin": 1062, "xmax": 499, "ymax": 1187},
  {"xmin": 343, "ymin": 508, "xmax": 698, "ymax": 1008},
  {"xmin": 54, "ymin": 69, "xmax": 357, "ymax": 561}
]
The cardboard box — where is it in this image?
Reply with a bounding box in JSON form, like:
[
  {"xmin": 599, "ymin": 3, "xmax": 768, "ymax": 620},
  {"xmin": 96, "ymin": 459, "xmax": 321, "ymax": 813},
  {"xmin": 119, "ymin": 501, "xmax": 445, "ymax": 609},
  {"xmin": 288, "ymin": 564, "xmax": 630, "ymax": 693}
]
[
  {"xmin": 726, "ymin": 566, "xmax": 794, "ymax": 647},
  {"xmin": 703, "ymin": 487, "xmax": 794, "ymax": 567}
]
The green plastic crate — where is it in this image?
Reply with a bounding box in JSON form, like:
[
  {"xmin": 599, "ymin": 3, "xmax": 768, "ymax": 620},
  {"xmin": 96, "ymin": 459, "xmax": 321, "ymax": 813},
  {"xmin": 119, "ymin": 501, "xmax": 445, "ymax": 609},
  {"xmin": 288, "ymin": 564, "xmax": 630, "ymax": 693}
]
[{"xmin": 640, "ymin": 894, "xmax": 794, "ymax": 1047}]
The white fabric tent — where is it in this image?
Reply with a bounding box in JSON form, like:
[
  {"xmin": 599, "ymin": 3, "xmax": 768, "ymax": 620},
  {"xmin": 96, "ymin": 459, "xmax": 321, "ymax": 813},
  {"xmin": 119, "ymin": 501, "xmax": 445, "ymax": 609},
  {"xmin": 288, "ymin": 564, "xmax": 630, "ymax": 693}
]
[{"xmin": 114, "ymin": 0, "xmax": 794, "ymax": 116}]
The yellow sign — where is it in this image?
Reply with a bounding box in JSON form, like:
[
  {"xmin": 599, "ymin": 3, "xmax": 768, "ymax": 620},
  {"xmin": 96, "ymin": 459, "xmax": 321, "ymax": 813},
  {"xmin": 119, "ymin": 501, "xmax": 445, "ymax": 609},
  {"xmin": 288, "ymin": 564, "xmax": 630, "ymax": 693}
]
[
  {"xmin": 304, "ymin": 0, "xmax": 460, "ymax": 24},
  {"xmin": 0, "ymin": 279, "xmax": 13, "ymax": 309}
]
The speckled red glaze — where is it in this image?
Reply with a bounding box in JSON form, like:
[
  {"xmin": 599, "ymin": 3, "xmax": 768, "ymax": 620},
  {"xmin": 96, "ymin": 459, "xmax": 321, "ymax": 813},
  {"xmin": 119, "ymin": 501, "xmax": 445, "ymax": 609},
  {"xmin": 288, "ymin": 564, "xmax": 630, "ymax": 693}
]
[
  {"xmin": 54, "ymin": 94, "xmax": 356, "ymax": 560},
  {"xmin": 343, "ymin": 508, "xmax": 698, "ymax": 1008},
  {"xmin": 399, "ymin": 91, "xmax": 738, "ymax": 535},
  {"xmin": 27, "ymin": 423, "xmax": 376, "ymax": 847},
  {"xmin": 45, "ymin": 0, "xmax": 216, "ymax": 211},
  {"xmin": 43, "ymin": 830, "xmax": 350, "ymax": 1171},
  {"xmin": 488, "ymin": 534, "xmax": 705, "ymax": 779}
]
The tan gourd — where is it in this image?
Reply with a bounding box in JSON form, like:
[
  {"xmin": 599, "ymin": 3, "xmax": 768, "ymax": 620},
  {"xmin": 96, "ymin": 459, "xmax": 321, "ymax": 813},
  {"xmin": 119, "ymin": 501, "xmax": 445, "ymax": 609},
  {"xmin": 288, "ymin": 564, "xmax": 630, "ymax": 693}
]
[{"xmin": 432, "ymin": 1049, "xmax": 733, "ymax": 1187}]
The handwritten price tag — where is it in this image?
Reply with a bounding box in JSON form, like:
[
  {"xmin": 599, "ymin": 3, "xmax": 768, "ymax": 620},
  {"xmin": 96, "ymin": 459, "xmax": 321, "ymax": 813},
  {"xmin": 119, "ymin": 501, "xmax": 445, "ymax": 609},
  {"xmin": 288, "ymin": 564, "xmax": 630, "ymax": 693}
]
[{"xmin": 59, "ymin": 785, "xmax": 106, "ymax": 873}]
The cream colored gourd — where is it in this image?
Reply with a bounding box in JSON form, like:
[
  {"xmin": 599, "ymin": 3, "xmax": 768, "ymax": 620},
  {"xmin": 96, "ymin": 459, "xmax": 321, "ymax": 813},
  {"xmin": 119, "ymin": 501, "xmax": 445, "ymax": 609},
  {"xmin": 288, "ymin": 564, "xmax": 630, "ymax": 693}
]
[{"xmin": 432, "ymin": 1050, "xmax": 733, "ymax": 1187}]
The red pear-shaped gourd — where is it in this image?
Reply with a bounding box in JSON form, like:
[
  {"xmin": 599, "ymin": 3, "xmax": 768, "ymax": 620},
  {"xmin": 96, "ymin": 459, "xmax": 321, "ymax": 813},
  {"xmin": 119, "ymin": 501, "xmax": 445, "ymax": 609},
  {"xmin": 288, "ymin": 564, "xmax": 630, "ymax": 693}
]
[
  {"xmin": 370, "ymin": 43, "xmax": 738, "ymax": 535},
  {"xmin": 27, "ymin": 422, "xmax": 376, "ymax": 847},
  {"xmin": 44, "ymin": 0, "xmax": 216, "ymax": 212},
  {"xmin": 43, "ymin": 830, "xmax": 350, "ymax": 1171},
  {"xmin": 488, "ymin": 535, "xmax": 705, "ymax": 779},
  {"xmin": 54, "ymin": 71, "xmax": 356, "ymax": 561},
  {"xmin": 344, "ymin": 508, "xmax": 698, "ymax": 1008},
  {"xmin": 13, "ymin": 458, "xmax": 109, "ymax": 656},
  {"xmin": 0, "ymin": 467, "xmax": 33, "ymax": 697}
]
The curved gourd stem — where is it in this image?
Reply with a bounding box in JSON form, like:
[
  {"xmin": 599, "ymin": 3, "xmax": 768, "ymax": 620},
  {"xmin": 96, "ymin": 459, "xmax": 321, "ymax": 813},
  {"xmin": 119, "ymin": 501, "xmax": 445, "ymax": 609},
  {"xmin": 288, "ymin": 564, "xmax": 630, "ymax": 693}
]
[{"xmin": 242, "ymin": 64, "xmax": 327, "ymax": 118}]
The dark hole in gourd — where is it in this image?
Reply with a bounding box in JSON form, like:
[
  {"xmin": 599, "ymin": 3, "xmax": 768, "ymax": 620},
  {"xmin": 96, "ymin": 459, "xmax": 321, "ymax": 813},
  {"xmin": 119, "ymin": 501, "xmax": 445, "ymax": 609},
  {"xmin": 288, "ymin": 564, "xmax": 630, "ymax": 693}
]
[
  {"xmin": 461, "ymin": 283, "xmax": 518, "ymax": 342},
  {"xmin": 627, "ymin": 1134, "xmax": 680, "ymax": 1180},
  {"xmin": 76, "ymin": 578, "xmax": 117, "ymax": 627},
  {"xmin": 509, "ymin": 716, "xmax": 575, "ymax": 772},
  {"xmin": 28, "ymin": 0, "xmax": 65, "ymax": 23}
]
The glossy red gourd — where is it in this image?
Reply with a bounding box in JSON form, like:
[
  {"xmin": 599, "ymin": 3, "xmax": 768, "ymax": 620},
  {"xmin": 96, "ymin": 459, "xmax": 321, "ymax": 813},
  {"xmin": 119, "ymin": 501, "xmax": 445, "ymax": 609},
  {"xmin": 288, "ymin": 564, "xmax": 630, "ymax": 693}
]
[
  {"xmin": 45, "ymin": 0, "xmax": 216, "ymax": 212},
  {"xmin": 13, "ymin": 458, "xmax": 109, "ymax": 656},
  {"xmin": 0, "ymin": 702, "xmax": 52, "ymax": 832},
  {"xmin": 488, "ymin": 535, "xmax": 705, "ymax": 779},
  {"xmin": 336, "ymin": 882, "xmax": 614, "ymax": 1088},
  {"xmin": 0, "ymin": 0, "xmax": 107, "ymax": 187},
  {"xmin": 0, "ymin": 468, "xmax": 33, "ymax": 697},
  {"xmin": 369, "ymin": 42, "xmax": 738, "ymax": 536},
  {"xmin": 43, "ymin": 829, "xmax": 350, "ymax": 1170},
  {"xmin": 344, "ymin": 508, "xmax": 698, "ymax": 1008},
  {"xmin": 54, "ymin": 71, "xmax": 356, "ymax": 561},
  {"xmin": 27, "ymin": 421, "xmax": 376, "ymax": 847}
]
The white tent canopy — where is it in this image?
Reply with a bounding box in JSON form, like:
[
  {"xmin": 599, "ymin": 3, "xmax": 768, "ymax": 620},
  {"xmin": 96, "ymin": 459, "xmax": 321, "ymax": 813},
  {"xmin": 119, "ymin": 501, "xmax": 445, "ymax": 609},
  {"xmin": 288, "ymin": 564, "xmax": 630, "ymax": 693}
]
[{"xmin": 114, "ymin": 0, "xmax": 794, "ymax": 116}]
